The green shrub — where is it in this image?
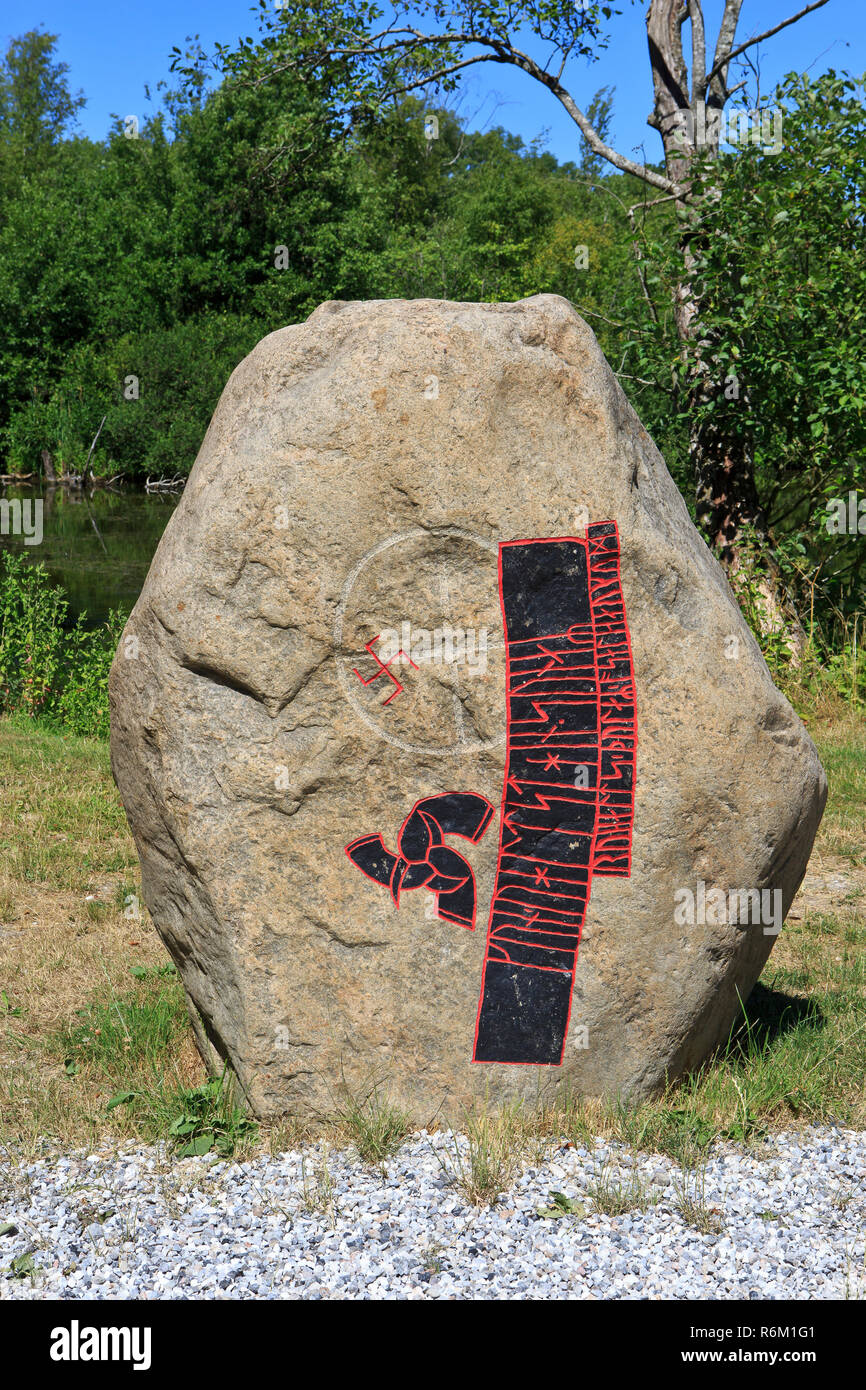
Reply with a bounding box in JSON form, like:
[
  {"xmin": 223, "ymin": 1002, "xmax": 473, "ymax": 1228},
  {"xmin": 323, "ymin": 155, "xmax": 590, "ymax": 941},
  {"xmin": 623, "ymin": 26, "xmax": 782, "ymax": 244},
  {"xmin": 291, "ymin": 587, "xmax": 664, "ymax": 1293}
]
[
  {"xmin": 0, "ymin": 551, "xmax": 126, "ymax": 736},
  {"xmin": 5, "ymin": 316, "xmax": 261, "ymax": 480},
  {"xmin": 0, "ymin": 553, "xmax": 66, "ymax": 716},
  {"xmin": 53, "ymin": 606, "xmax": 126, "ymax": 739}
]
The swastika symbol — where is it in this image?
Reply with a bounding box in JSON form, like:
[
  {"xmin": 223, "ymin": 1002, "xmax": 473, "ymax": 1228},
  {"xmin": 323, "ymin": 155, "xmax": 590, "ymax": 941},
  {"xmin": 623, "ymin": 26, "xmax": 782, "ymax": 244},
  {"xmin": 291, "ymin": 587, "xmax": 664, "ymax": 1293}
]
[{"xmin": 352, "ymin": 634, "xmax": 418, "ymax": 706}]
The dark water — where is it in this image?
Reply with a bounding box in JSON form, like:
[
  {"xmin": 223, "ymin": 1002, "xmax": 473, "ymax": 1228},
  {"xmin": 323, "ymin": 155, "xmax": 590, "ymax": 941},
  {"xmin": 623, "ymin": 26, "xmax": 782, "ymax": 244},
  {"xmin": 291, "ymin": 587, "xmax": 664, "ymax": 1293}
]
[{"xmin": 0, "ymin": 484, "xmax": 180, "ymax": 626}]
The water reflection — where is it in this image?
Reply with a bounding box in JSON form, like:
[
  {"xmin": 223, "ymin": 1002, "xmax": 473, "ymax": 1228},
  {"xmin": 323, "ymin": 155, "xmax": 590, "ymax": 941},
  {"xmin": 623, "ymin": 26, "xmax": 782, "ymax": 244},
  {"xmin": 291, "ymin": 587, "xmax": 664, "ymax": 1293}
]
[{"xmin": 0, "ymin": 483, "xmax": 181, "ymax": 626}]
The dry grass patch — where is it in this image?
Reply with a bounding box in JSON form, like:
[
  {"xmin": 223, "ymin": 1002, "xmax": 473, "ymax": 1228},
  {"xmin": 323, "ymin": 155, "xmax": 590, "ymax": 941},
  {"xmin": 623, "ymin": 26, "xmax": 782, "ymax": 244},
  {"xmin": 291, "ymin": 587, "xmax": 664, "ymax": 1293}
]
[{"xmin": 0, "ymin": 718, "xmax": 204, "ymax": 1155}]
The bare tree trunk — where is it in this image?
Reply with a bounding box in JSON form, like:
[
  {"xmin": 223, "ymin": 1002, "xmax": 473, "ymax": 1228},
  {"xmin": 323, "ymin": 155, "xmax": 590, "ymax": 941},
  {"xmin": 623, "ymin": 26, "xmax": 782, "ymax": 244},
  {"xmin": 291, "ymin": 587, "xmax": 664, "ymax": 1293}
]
[
  {"xmin": 41, "ymin": 448, "xmax": 57, "ymax": 483},
  {"xmin": 646, "ymin": 0, "xmax": 807, "ymax": 657}
]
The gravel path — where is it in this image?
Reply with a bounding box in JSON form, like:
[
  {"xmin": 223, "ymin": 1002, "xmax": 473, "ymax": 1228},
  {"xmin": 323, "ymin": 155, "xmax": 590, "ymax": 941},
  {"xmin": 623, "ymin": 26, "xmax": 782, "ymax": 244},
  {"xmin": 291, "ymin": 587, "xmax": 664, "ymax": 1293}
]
[{"xmin": 1, "ymin": 1126, "xmax": 864, "ymax": 1299}]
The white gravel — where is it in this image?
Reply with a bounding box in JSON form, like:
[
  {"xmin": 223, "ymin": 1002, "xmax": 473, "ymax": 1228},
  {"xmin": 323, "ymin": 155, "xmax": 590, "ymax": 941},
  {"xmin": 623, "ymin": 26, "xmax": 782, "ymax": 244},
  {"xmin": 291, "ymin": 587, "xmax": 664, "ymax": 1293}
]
[{"xmin": 1, "ymin": 1126, "xmax": 864, "ymax": 1299}]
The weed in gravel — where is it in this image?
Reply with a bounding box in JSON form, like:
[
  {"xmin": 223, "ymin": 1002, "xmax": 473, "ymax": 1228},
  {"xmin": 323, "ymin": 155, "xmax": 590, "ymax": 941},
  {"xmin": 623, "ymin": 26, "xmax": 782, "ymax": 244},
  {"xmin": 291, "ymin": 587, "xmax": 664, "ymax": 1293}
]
[
  {"xmin": 585, "ymin": 1163, "xmax": 656, "ymax": 1216},
  {"xmin": 674, "ymin": 1166, "xmax": 725, "ymax": 1234},
  {"xmin": 420, "ymin": 1240, "xmax": 446, "ymax": 1274},
  {"xmin": 537, "ymin": 1190, "xmax": 587, "ymax": 1220},
  {"xmin": 5, "ymin": 1250, "xmax": 39, "ymax": 1282},
  {"xmin": 337, "ymin": 1083, "xmax": 411, "ymax": 1166},
  {"xmin": 437, "ymin": 1099, "xmax": 526, "ymax": 1207},
  {"xmin": 300, "ymin": 1144, "xmax": 337, "ymax": 1222},
  {"xmin": 168, "ymin": 1072, "xmax": 258, "ymax": 1159}
]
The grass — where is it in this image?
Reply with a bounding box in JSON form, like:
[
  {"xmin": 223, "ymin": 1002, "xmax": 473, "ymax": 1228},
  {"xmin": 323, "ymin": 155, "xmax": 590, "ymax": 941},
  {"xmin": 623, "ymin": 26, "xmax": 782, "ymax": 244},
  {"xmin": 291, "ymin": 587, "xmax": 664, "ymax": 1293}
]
[
  {"xmin": 435, "ymin": 1099, "xmax": 527, "ymax": 1206},
  {"xmin": 336, "ymin": 1082, "xmax": 412, "ymax": 1166},
  {"xmin": 584, "ymin": 1163, "xmax": 657, "ymax": 1217},
  {"xmin": 54, "ymin": 967, "xmax": 186, "ymax": 1077},
  {"xmin": 809, "ymin": 712, "xmax": 866, "ymax": 865},
  {"xmin": 0, "ymin": 717, "xmax": 208, "ymax": 1156},
  {"xmin": 0, "ymin": 715, "xmax": 136, "ymax": 895},
  {"xmin": 674, "ymin": 1166, "xmax": 725, "ymax": 1234},
  {"xmin": 0, "ymin": 705, "xmax": 863, "ymax": 1176}
]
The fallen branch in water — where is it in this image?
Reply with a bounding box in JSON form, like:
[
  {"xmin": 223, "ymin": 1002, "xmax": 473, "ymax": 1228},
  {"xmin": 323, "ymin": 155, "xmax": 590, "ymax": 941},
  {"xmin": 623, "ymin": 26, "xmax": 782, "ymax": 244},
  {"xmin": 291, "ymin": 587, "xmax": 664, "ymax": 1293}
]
[{"xmin": 145, "ymin": 474, "xmax": 186, "ymax": 493}]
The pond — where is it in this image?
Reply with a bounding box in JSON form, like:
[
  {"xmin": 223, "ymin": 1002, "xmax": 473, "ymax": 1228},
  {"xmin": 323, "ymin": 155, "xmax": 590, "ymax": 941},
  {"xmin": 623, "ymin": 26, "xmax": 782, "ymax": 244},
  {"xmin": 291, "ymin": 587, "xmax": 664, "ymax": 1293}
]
[{"xmin": 0, "ymin": 484, "xmax": 181, "ymax": 627}]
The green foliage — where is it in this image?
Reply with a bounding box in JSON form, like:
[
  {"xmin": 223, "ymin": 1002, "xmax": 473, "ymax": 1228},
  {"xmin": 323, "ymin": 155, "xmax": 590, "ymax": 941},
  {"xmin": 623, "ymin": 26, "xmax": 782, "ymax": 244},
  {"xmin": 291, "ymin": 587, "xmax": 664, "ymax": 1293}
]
[
  {"xmin": 58, "ymin": 979, "xmax": 188, "ymax": 1077},
  {"xmin": 0, "ymin": 25, "xmax": 862, "ymax": 692},
  {"xmin": 0, "ymin": 551, "xmax": 66, "ymax": 715},
  {"xmin": 209, "ymin": 0, "xmax": 614, "ymax": 120},
  {"xmin": 579, "ymin": 86, "xmax": 616, "ymax": 177},
  {"xmin": 0, "ymin": 551, "xmax": 125, "ymax": 736},
  {"xmin": 169, "ymin": 1072, "xmax": 259, "ymax": 1158},
  {"xmin": 729, "ymin": 526, "xmax": 865, "ymax": 707},
  {"xmin": 53, "ymin": 608, "xmax": 125, "ymax": 738},
  {"xmin": 5, "ymin": 1252, "xmax": 38, "ymax": 1280},
  {"xmin": 0, "ymin": 27, "xmax": 84, "ymax": 185},
  {"xmin": 685, "ymin": 71, "xmax": 866, "ymax": 624},
  {"xmin": 536, "ymin": 1190, "xmax": 586, "ymax": 1219},
  {"xmin": 6, "ymin": 316, "xmax": 262, "ymax": 479}
]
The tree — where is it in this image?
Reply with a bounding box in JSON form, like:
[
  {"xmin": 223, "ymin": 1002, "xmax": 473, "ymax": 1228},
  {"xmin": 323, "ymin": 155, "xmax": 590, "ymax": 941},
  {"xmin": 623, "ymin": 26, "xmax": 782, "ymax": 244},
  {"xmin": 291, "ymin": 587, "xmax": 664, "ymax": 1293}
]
[
  {"xmin": 684, "ymin": 70, "xmax": 866, "ymax": 637},
  {"xmin": 213, "ymin": 0, "xmax": 834, "ymax": 646},
  {"xmin": 579, "ymin": 85, "xmax": 615, "ymax": 178},
  {"xmin": 0, "ymin": 40, "xmax": 407, "ymax": 475},
  {"xmin": 0, "ymin": 28, "xmax": 85, "ymax": 173}
]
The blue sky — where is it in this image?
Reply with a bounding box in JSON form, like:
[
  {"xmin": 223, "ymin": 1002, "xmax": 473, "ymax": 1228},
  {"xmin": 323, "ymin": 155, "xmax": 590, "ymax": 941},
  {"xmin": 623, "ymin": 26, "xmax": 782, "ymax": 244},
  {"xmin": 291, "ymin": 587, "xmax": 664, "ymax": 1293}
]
[{"xmin": 4, "ymin": 1, "xmax": 865, "ymax": 163}]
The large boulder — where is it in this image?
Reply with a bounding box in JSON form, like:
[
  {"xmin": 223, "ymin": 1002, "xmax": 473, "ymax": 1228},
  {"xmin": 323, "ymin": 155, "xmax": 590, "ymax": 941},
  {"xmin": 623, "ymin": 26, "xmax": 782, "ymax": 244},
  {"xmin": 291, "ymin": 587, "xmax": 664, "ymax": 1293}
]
[{"xmin": 109, "ymin": 295, "xmax": 826, "ymax": 1121}]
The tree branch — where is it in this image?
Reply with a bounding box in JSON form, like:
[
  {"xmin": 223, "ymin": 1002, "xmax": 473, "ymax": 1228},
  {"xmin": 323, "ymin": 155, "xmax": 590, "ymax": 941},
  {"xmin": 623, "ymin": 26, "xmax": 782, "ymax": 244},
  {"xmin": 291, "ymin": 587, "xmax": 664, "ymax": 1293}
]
[
  {"xmin": 711, "ymin": 0, "xmax": 746, "ymax": 73},
  {"xmin": 688, "ymin": 0, "xmax": 707, "ymax": 103},
  {"xmin": 704, "ymin": 0, "xmax": 744, "ymax": 104},
  {"xmin": 493, "ymin": 37, "xmax": 676, "ymax": 191},
  {"xmin": 573, "ymin": 306, "xmax": 660, "ymax": 337},
  {"xmin": 552, "ymin": 85, "xmax": 676, "ymax": 191},
  {"xmin": 288, "ymin": 23, "xmax": 679, "ymax": 194},
  {"xmin": 385, "ymin": 53, "xmax": 506, "ymax": 100},
  {"xmin": 706, "ymin": 0, "xmax": 831, "ymax": 92}
]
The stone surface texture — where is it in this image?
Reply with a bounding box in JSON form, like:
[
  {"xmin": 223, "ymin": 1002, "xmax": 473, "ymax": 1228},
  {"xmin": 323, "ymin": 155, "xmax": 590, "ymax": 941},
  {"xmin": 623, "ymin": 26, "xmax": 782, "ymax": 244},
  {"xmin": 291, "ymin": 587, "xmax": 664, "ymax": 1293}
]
[{"xmin": 109, "ymin": 295, "xmax": 827, "ymax": 1120}]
